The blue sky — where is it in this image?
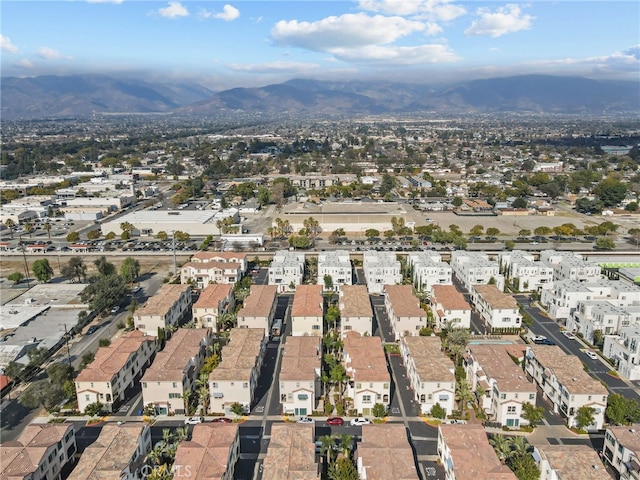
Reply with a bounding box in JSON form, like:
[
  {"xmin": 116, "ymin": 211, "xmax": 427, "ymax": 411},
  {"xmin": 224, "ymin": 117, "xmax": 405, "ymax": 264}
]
[{"xmin": 1, "ymin": 1, "xmax": 638, "ymax": 90}]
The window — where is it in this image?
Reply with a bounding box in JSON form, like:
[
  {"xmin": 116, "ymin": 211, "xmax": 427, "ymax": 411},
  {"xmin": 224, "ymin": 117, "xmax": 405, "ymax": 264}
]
[
  {"xmin": 507, "ymin": 406, "xmax": 516, "ymax": 414},
  {"xmin": 243, "ymin": 382, "xmax": 249, "ymax": 388},
  {"xmin": 529, "ymin": 393, "xmax": 534, "ymax": 400},
  {"xmin": 85, "ymin": 394, "xmax": 90, "ymax": 401},
  {"xmin": 142, "ymin": 382, "xmax": 147, "ymax": 388},
  {"xmin": 169, "ymin": 393, "xmax": 181, "ymax": 399},
  {"xmin": 362, "ymin": 395, "xmax": 372, "ymax": 404},
  {"xmin": 173, "ymin": 382, "xmax": 178, "ymax": 388},
  {"xmin": 312, "ymin": 325, "xmax": 320, "ymax": 330},
  {"xmin": 500, "ymin": 393, "xmax": 506, "ymax": 400},
  {"xmin": 383, "ymin": 383, "xmax": 389, "ymax": 389},
  {"xmin": 212, "ymin": 382, "xmax": 218, "ymax": 388}
]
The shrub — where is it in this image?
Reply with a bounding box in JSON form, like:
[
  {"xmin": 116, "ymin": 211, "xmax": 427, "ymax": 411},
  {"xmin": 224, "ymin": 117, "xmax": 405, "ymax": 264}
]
[
  {"xmin": 372, "ymin": 403, "xmax": 387, "ymax": 418},
  {"xmin": 324, "ymin": 402, "xmax": 334, "ymax": 415},
  {"xmin": 336, "ymin": 403, "xmax": 345, "ymax": 416},
  {"xmin": 430, "ymin": 403, "xmax": 446, "ymax": 419}
]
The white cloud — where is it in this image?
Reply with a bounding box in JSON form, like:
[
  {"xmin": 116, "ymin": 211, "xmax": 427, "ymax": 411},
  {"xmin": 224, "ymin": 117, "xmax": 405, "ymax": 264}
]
[
  {"xmin": 331, "ymin": 43, "xmax": 460, "ymax": 66},
  {"xmin": 36, "ymin": 47, "xmax": 70, "ymax": 60},
  {"xmin": 215, "ymin": 4, "xmax": 240, "ymax": 21},
  {"xmin": 271, "ymin": 13, "xmax": 425, "ymax": 51},
  {"xmin": 358, "ymin": 0, "xmax": 466, "ymax": 22},
  {"xmin": 158, "ymin": 1, "xmax": 188, "ymax": 18},
  {"xmin": 1, "ymin": 35, "xmax": 19, "ymax": 53},
  {"xmin": 227, "ymin": 61, "xmax": 321, "ymax": 74},
  {"xmin": 529, "ymin": 45, "xmax": 640, "ymax": 75},
  {"xmin": 15, "ymin": 59, "xmax": 34, "ymax": 69},
  {"xmin": 465, "ymin": 4, "xmax": 534, "ymax": 37}
]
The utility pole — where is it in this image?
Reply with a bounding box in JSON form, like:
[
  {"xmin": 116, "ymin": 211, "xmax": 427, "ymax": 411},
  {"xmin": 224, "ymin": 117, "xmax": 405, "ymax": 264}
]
[
  {"xmin": 63, "ymin": 324, "xmax": 72, "ymax": 365},
  {"xmin": 19, "ymin": 234, "xmax": 31, "ymax": 289},
  {"xmin": 172, "ymin": 230, "xmax": 177, "ymax": 277}
]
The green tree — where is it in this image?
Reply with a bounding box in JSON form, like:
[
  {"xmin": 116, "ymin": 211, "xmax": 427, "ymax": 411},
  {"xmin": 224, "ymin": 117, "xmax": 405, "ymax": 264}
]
[
  {"xmin": 27, "ymin": 347, "xmax": 49, "ymax": 368},
  {"xmin": 66, "ymin": 231, "xmax": 80, "ymax": 242},
  {"xmin": 606, "ymin": 394, "xmax": 640, "ymax": 425},
  {"xmin": 372, "ymin": 403, "xmax": 387, "ymax": 418},
  {"xmin": 3, "ymin": 360, "xmax": 27, "ymax": 383},
  {"xmin": 489, "ymin": 434, "xmax": 511, "ymax": 464},
  {"xmin": 79, "ymin": 352, "xmax": 95, "ymax": 370},
  {"xmin": 43, "ymin": 222, "xmax": 52, "ymax": 239},
  {"xmin": 7, "ymin": 271, "xmax": 24, "ymax": 284},
  {"xmin": 230, "ymin": 402, "xmax": 245, "ymax": 416},
  {"xmin": 323, "ymin": 274, "xmax": 334, "ymax": 291},
  {"xmin": 365, "ymin": 228, "xmax": 380, "ymax": 239},
  {"xmin": 81, "ymin": 274, "xmax": 127, "ymax": 313},
  {"xmin": 507, "ymin": 453, "xmax": 540, "ymax": 480},
  {"xmin": 455, "ymin": 378, "xmax": 473, "ymax": 413},
  {"xmin": 19, "ymin": 380, "xmax": 63, "ymax": 411},
  {"xmin": 94, "ymin": 256, "xmax": 116, "ymax": 276},
  {"xmin": 61, "ymin": 256, "xmax": 87, "ymax": 283},
  {"xmin": 452, "ymin": 196, "xmax": 463, "ymax": 207},
  {"xmin": 470, "ymin": 225, "xmax": 484, "ymax": 236},
  {"xmin": 105, "ymin": 231, "xmax": 116, "ymax": 241},
  {"xmin": 120, "ymin": 257, "xmax": 141, "ymax": 285},
  {"xmin": 430, "ymin": 402, "xmax": 446, "ymax": 419},
  {"xmin": 328, "ymin": 457, "xmax": 359, "ymax": 480},
  {"xmin": 521, "ymin": 402, "xmax": 545, "ymax": 427},
  {"xmin": 289, "ymin": 235, "xmax": 312, "ymax": 249},
  {"xmin": 32, "ymin": 259, "xmax": 54, "ymax": 283},
  {"xmin": 46, "ymin": 363, "xmax": 73, "ymax": 385},
  {"xmin": 99, "ymin": 338, "xmax": 111, "ymax": 347},
  {"xmin": 157, "ymin": 231, "xmax": 168, "ymax": 241},
  {"xmin": 86, "ymin": 229, "xmax": 101, "ymax": 240},
  {"xmin": 594, "ymin": 177, "xmax": 627, "ymax": 207},
  {"xmin": 595, "ymin": 237, "xmax": 615, "ymax": 250},
  {"xmin": 486, "ymin": 227, "xmax": 500, "ymax": 237},
  {"xmin": 84, "ymin": 401, "xmax": 104, "ymax": 416},
  {"xmin": 575, "ymin": 406, "xmax": 596, "ymax": 430},
  {"xmin": 512, "ymin": 197, "xmax": 528, "ymax": 209}
]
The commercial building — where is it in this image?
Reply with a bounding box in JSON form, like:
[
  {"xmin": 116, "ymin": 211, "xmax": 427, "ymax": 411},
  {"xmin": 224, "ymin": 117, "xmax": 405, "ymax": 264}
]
[
  {"xmin": 75, "ymin": 330, "xmax": 156, "ymax": 413},
  {"xmin": 141, "ymin": 328, "xmax": 213, "ymax": 415},
  {"xmin": 261, "ymin": 424, "xmax": 318, "ymax": 479},
  {"xmin": 290, "ymin": 285, "xmax": 324, "ymax": 337},
  {"xmin": 208, "ymin": 328, "xmax": 267, "ymax": 414},
  {"xmin": 0, "ymin": 423, "xmax": 76, "ymax": 480},
  {"xmin": 236, "ymin": 285, "xmax": 278, "ymax": 336},
  {"xmin": 268, "ymin": 250, "xmax": 305, "ymax": 293},
  {"xmin": 191, "ymin": 284, "xmax": 235, "ymax": 331},
  {"xmin": 134, "ymin": 284, "xmax": 192, "ymax": 336},
  {"xmin": 356, "ymin": 424, "xmax": 419, "ymax": 480},
  {"xmin": 338, "ymin": 285, "xmax": 373, "ymax": 337},
  {"xmin": 279, "ymin": 336, "xmax": 321, "ymax": 416},
  {"xmin": 343, "ymin": 332, "xmax": 390, "ymax": 415},
  {"xmin": 317, "ymin": 250, "xmax": 352, "ymax": 291},
  {"xmin": 384, "ymin": 285, "xmax": 427, "ymax": 340},
  {"xmin": 430, "ymin": 284, "xmax": 472, "ymax": 330},
  {"xmin": 524, "ymin": 345, "xmax": 609, "ymax": 430},
  {"xmin": 401, "ymin": 336, "xmax": 455, "ymax": 416}
]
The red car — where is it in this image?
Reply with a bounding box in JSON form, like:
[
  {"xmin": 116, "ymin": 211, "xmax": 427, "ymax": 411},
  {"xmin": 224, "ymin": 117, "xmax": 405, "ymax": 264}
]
[
  {"xmin": 326, "ymin": 417, "xmax": 344, "ymax": 426},
  {"xmin": 211, "ymin": 417, "xmax": 233, "ymax": 423}
]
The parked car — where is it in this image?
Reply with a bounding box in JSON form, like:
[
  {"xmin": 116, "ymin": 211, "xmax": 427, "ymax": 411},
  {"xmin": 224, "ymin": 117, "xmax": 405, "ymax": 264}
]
[
  {"xmin": 184, "ymin": 416, "xmax": 204, "ymax": 425},
  {"xmin": 297, "ymin": 416, "xmax": 315, "ymax": 424},
  {"xmin": 585, "ymin": 350, "xmax": 599, "ymax": 360},
  {"xmin": 211, "ymin": 417, "xmax": 233, "ymax": 423},
  {"xmin": 86, "ymin": 326, "xmax": 99, "ymax": 334},
  {"xmin": 445, "ymin": 419, "xmax": 468, "ymax": 424},
  {"xmin": 110, "ymin": 305, "xmax": 120, "ymax": 314},
  {"xmin": 532, "ymin": 335, "xmax": 546, "ymax": 342},
  {"xmin": 133, "ymin": 286, "xmax": 142, "ymax": 293},
  {"xmin": 326, "ymin": 417, "xmax": 344, "ymax": 426},
  {"xmin": 562, "ymin": 331, "xmax": 576, "ymax": 340},
  {"xmin": 350, "ymin": 417, "xmax": 371, "ymax": 426},
  {"xmin": 534, "ymin": 338, "xmax": 556, "ymax": 346}
]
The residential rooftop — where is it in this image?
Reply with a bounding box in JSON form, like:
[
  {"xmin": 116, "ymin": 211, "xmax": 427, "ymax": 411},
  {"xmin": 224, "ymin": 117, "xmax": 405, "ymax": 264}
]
[
  {"xmin": 291, "ymin": 285, "xmax": 323, "ymax": 318},
  {"xmin": 384, "ymin": 285, "xmax": 427, "ymax": 318},
  {"xmin": 339, "ymin": 285, "xmax": 373, "ymax": 319},
  {"xmin": 237, "ymin": 285, "xmax": 278, "ymax": 318},
  {"xmin": 473, "ymin": 285, "xmax": 518, "ymax": 310},
  {"xmin": 135, "ymin": 284, "xmax": 190, "ymax": 317},
  {"xmin": 535, "ymin": 444, "xmax": 613, "ymax": 480},
  {"xmin": 261, "ymin": 424, "xmax": 318, "ymax": 480},
  {"xmin": 192, "ymin": 284, "xmax": 233, "ymax": 310},
  {"xmin": 173, "ymin": 423, "xmax": 238, "ymax": 480},
  {"xmin": 403, "ymin": 336, "xmax": 455, "ymax": 382},
  {"xmin": 279, "ymin": 336, "xmax": 321, "ymax": 381},
  {"xmin": 209, "ymin": 328, "xmax": 264, "ymax": 382},
  {"xmin": 358, "ymin": 424, "xmax": 419, "ymax": 480},
  {"xmin": 343, "ymin": 332, "xmax": 389, "ymax": 383},
  {"xmin": 431, "ymin": 285, "xmax": 471, "ymax": 311},
  {"xmin": 467, "ymin": 344, "xmax": 535, "ymax": 393}
]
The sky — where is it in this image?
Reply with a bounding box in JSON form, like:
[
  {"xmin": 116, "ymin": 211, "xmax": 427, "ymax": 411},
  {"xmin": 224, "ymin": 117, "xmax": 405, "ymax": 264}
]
[{"xmin": 1, "ymin": 1, "xmax": 639, "ymax": 91}]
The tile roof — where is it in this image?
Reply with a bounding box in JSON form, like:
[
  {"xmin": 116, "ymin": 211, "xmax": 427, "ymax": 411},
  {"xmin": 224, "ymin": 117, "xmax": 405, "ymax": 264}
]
[
  {"xmin": 173, "ymin": 424, "xmax": 238, "ymax": 480},
  {"xmin": 358, "ymin": 424, "xmax": 419, "ymax": 480},
  {"xmin": 279, "ymin": 336, "xmax": 321, "ymax": 381},
  {"xmin": 343, "ymin": 332, "xmax": 389, "ymax": 383},
  {"xmin": 291, "ymin": 285, "xmax": 323, "ymax": 318},
  {"xmin": 339, "ymin": 285, "xmax": 373, "ymax": 318},
  {"xmin": 262, "ymin": 424, "xmax": 318, "ymax": 480},
  {"xmin": 193, "ymin": 284, "xmax": 233, "ymax": 309},
  {"xmin": 536, "ymin": 445, "xmax": 612, "ymax": 480},
  {"xmin": 467, "ymin": 344, "xmax": 535, "ymax": 393},
  {"xmin": 403, "ymin": 336, "xmax": 455, "ymax": 383},
  {"xmin": 209, "ymin": 328, "xmax": 264, "ymax": 382},
  {"xmin": 191, "ymin": 251, "xmax": 247, "ymax": 263},
  {"xmin": 141, "ymin": 328, "xmax": 210, "ymax": 382},
  {"xmin": 384, "ymin": 285, "xmax": 427, "ymax": 317},
  {"xmin": 431, "ymin": 285, "xmax": 471, "ymax": 311},
  {"xmin": 237, "ymin": 285, "xmax": 278, "ymax": 318},
  {"xmin": 135, "ymin": 284, "xmax": 190, "ymax": 317},
  {"xmin": 473, "ymin": 285, "xmax": 518, "ymax": 309}
]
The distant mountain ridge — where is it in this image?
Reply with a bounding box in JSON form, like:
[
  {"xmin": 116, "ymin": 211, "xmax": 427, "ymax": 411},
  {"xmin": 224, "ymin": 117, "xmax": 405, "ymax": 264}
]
[{"xmin": 2, "ymin": 74, "xmax": 638, "ymax": 119}]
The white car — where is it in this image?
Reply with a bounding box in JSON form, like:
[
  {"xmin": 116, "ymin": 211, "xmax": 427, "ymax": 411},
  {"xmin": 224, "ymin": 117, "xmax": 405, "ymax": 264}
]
[
  {"xmin": 445, "ymin": 419, "xmax": 468, "ymax": 424},
  {"xmin": 585, "ymin": 350, "xmax": 599, "ymax": 360},
  {"xmin": 110, "ymin": 305, "xmax": 120, "ymax": 314},
  {"xmin": 350, "ymin": 417, "xmax": 371, "ymax": 426},
  {"xmin": 532, "ymin": 335, "xmax": 547, "ymax": 342},
  {"xmin": 297, "ymin": 416, "xmax": 315, "ymax": 424},
  {"xmin": 184, "ymin": 416, "xmax": 204, "ymax": 425},
  {"xmin": 562, "ymin": 331, "xmax": 576, "ymax": 340}
]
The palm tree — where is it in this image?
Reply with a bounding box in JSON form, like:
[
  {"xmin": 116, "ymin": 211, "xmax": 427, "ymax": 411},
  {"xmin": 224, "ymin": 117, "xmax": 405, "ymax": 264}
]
[
  {"xmin": 24, "ymin": 222, "xmax": 34, "ymax": 238},
  {"xmin": 508, "ymin": 436, "xmax": 530, "ymax": 458},
  {"xmin": 319, "ymin": 435, "xmax": 336, "ymax": 464},
  {"xmin": 455, "ymin": 378, "xmax": 473, "ymax": 413},
  {"xmin": 43, "ymin": 222, "xmax": 52, "ymax": 239},
  {"xmin": 217, "ymin": 312, "xmax": 237, "ymax": 332},
  {"xmin": 337, "ymin": 434, "xmax": 354, "ymax": 458},
  {"xmin": 5, "ymin": 219, "xmax": 15, "ymax": 238},
  {"xmin": 146, "ymin": 445, "xmax": 164, "ymax": 466},
  {"xmin": 489, "ymin": 434, "xmax": 511, "ymax": 464},
  {"xmin": 195, "ymin": 373, "xmax": 210, "ymax": 413}
]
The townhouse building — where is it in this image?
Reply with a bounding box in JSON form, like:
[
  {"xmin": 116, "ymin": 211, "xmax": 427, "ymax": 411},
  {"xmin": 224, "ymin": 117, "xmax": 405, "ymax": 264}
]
[
  {"xmin": 317, "ymin": 250, "xmax": 352, "ymax": 291},
  {"xmin": 262, "ymin": 424, "xmax": 318, "ymax": 480},
  {"xmin": 498, "ymin": 250, "xmax": 554, "ymax": 292},
  {"xmin": 141, "ymin": 328, "xmax": 213, "ymax": 415},
  {"xmin": 180, "ymin": 261, "xmax": 243, "ymax": 288},
  {"xmin": 471, "ymin": 284, "xmax": 521, "ymax": 333},
  {"xmin": 384, "ymin": 285, "xmax": 427, "ymax": 340},
  {"xmin": 191, "ymin": 283, "xmax": 234, "ymax": 331},
  {"xmin": 268, "ymin": 250, "xmax": 305, "ymax": 292},
  {"xmin": 76, "ymin": 330, "xmax": 156, "ymax": 413},
  {"xmin": 438, "ymin": 424, "xmax": 517, "ymax": 480},
  {"xmin": 343, "ymin": 332, "xmax": 390, "ymax": 415},
  {"xmin": 539, "ymin": 250, "xmax": 602, "ymax": 283},
  {"xmin": 279, "ymin": 336, "xmax": 321, "ymax": 416},
  {"xmin": 524, "ymin": 345, "xmax": 609, "ymax": 430},
  {"xmin": 362, "ymin": 250, "xmax": 402, "ymax": 294},
  {"xmin": 236, "ymin": 285, "xmax": 278, "ymax": 336},
  {"xmin": 1, "ymin": 424, "xmax": 76, "ymax": 480},
  {"xmin": 208, "ymin": 328, "xmax": 267, "ymax": 414},
  {"xmin": 464, "ymin": 344, "xmax": 537, "ymax": 428},
  {"xmin": 356, "ymin": 424, "xmax": 419, "ymax": 480},
  {"xmin": 190, "ymin": 251, "xmax": 248, "ymax": 272},
  {"xmin": 533, "ymin": 444, "xmax": 611, "ymax": 480},
  {"xmin": 604, "ymin": 325, "xmax": 640, "ymax": 381},
  {"xmin": 407, "ymin": 251, "xmax": 452, "ymax": 291},
  {"xmin": 291, "ymin": 285, "xmax": 324, "ymax": 337},
  {"xmin": 69, "ymin": 423, "xmax": 152, "ymax": 480},
  {"xmin": 134, "ymin": 284, "xmax": 192, "ymax": 336},
  {"xmin": 430, "ymin": 284, "xmax": 472, "ymax": 330},
  {"xmin": 450, "ymin": 251, "xmax": 505, "ymax": 292},
  {"xmin": 603, "ymin": 424, "xmax": 640, "ymax": 479},
  {"xmin": 338, "ymin": 285, "xmax": 373, "ymax": 337},
  {"xmin": 569, "ymin": 302, "xmax": 640, "ymax": 345},
  {"xmin": 173, "ymin": 423, "xmax": 240, "ymax": 480},
  {"xmin": 401, "ymin": 336, "xmax": 455, "ymax": 416}
]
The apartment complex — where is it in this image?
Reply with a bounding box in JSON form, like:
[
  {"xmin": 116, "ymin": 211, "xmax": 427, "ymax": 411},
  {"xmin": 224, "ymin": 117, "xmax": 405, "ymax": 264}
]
[
  {"xmin": 604, "ymin": 324, "xmax": 640, "ymax": 380},
  {"xmin": 208, "ymin": 328, "xmax": 267, "ymax": 414},
  {"xmin": 191, "ymin": 283, "xmax": 234, "ymax": 330},
  {"xmin": 362, "ymin": 251, "xmax": 402, "ymax": 294},
  {"xmin": 498, "ymin": 250, "xmax": 554, "ymax": 292},
  {"xmin": 190, "ymin": 251, "xmax": 248, "ymax": 271},
  {"xmin": 602, "ymin": 424, "xmax": 640, "ymax": 479},
  {"xmin": 236, "ymin": 285, "xmax": 278, "ymax": 336},
  {"xmin": 180, "ymin": 261, "xmax": 243, "ymax": 288},
  {"xmin": 465, "ymin": 344, "xmax": 537, "ymax": 428},
  {"xmin": 279, "ymin": 336, "xmax": 322, "ymax": 416},
  {"xmin": 533, "ymin": 444, "xmax": 611, "ymax": 480},
  {"xmin": 261, "ymin": 424, "xmax": 318, "ymax": 479},
  {"xmin": 268, "ymin": 250, "xmax": 305, "ymax": 292},
  {"xmin": 356, "ymin": 424, "xmax": 419, "ymax": 480},
  {"xmin": 75, "ymin": 330, "xmax": 156, "ymax": 413},
  {"xmin": 173, "ymin": 423, "xmax": 240, "ymax": 480},
  {"xmin": 141, "ymin": 328, "xmax": 213, "ymax": 415},
  {"xmin": 471, "ymin": 284, "xmax": 521, "ymax": 332},
  {"xmin": 317, "ymin": 250, "xmax": 352, "ymax": 290},
  {"xmin": 525, "ymin": 345, "xmax": 609, "ymax": 430},
  {"xmin": 384, "ymin": 285, "xmax": 427, "ymax": 340},
  {"xmin": 568, "ymin": 301, "xmax": 640, "ymax": 345},
  {"xmin": 343, "ymin": 332, "xmax": 390, "ymax": 415},
  {"xmin": 407, "ymin": 251, "xmax": 452, "ymax": 291},
  {"xmin": 134, "ymin": 284, "xmax": 192, "ymax": 336},
  {"xmin": 539, "ymin": 250, "xmax": 602, "ymax": 283},
  {"xmin": 69, "ymin": 423, "xmax": 152, "ymax": 480},
  {"xmin": 338, "ymin": 285, "xmax": 373, "ymax": 337},
  {"xmin": 450, "ymin": 251, "xmax": 505, "ymax": 292},
  {"xmin": 290, "ymin": 285, "xmax": 324, "ymax": 337},
  {"xmin": 1, "ymin": 424, "xmax": 76, "ymax": 480},
  {"xmin": 430, "ymin": 284, "xmax": 472, "ymax": 330},
  {"xmin": 438, "ymin": 424, "xmax": 517, "ymax": 480},
  {"xmin": 400, "ymin": 336, "xmax": 455, "ymax": 415}
]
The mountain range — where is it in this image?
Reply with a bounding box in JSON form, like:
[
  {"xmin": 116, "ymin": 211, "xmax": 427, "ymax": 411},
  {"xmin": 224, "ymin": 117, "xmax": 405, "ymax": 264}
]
[{"xmin": 2, "ymin": 74, "xmax": 638, "ymax": 120}]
